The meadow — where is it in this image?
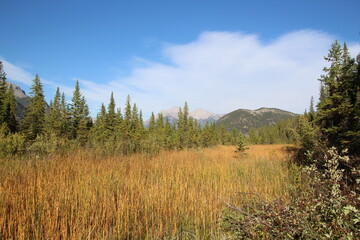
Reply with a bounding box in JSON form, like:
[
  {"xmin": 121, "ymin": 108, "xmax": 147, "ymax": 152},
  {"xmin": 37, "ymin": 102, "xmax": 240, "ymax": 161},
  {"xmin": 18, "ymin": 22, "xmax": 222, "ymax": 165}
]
[{"xmin": 0, "ymin": 145, "xmax": 293, "ymax": 239}]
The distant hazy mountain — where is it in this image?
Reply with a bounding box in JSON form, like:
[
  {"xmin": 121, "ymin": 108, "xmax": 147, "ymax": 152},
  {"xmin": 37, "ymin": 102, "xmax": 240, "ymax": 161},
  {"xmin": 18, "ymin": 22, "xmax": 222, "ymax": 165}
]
[
  {"xmin": 160, "ymin": 107, "xmax": 224, "ymax": 127},
  {"xmin": 189, "ymin": 108, "xmax": 224, "ymax": 127},
  {"xmin": 216, "ymin": 107, "xmax": 298, "ymax": 133},
  {"xmin": 5, "ymin": 81, "xmax": 31, "ymax": 119},
  {"xmin": 160, "ymin": 107, "xmax": 180, "ymax": 125}
]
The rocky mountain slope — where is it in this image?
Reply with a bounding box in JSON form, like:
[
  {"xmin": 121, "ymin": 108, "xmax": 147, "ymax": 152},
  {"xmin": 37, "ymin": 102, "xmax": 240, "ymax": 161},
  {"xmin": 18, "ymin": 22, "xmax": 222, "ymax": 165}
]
[
  {"xmin": 5, "ymin": 81, "xmax": 31, "ymax": 119},
  {"xmin": 216, "ymin": 107, "xmax": 298, "ymax": 133}
]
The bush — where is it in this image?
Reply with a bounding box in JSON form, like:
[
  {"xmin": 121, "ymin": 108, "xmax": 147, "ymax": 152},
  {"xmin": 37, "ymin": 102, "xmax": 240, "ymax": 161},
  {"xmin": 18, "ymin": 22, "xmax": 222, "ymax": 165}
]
[
  {"xmin": 0, "ymin": 132, "xmax": 27, "ymax": 157},
  {"xmin": 222, "ymin": 147, "xmax": 359, "ymax": 239},
  {"xmin": 234, "ymin": 135, "xmax": 249, "ymax": 158},
  {"xmin": 27, "ymin": 134, "xmax": 74, "ymax": 156}
]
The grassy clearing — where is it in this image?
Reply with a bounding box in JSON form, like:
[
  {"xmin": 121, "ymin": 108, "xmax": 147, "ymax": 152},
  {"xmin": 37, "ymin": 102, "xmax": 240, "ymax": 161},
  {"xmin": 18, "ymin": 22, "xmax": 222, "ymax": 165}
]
[{"xmin": 0, "ymin": 145, "xmax": 292, "ymax": 239}]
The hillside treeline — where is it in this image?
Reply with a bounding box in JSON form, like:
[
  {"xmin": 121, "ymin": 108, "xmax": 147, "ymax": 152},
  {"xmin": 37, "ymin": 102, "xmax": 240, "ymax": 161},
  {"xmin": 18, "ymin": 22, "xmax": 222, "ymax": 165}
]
[{"xmin": 0, "ymin": 68, "xmax": 249, "ymax": 156}]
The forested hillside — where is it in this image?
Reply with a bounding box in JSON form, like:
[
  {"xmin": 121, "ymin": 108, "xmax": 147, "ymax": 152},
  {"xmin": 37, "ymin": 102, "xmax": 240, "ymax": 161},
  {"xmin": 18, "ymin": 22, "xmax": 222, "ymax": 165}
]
[{"xmin": 217, "ymin": 107, "xmax": 297, "ymax": 133}]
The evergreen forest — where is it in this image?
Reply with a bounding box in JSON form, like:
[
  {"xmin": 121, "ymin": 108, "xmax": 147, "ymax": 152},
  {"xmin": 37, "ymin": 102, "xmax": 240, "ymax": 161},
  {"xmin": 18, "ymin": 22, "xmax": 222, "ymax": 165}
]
[{"xmin": 0, "ymin": 41, "xmax": 359, "ymax": 239}]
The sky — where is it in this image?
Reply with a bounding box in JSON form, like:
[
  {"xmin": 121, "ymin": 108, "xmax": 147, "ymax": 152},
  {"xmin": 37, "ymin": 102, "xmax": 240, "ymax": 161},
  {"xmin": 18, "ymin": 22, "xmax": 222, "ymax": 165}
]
[{"xmin": 1, "ymin": 0, "xmax": 359, "ymax": 118}]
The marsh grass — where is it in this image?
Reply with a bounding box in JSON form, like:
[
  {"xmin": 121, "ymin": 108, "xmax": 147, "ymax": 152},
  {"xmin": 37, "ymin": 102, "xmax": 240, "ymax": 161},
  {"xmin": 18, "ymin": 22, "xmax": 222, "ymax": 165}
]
[{"xmin": 0, "ymin": 145, "xmax": 291, "ymax": 239}]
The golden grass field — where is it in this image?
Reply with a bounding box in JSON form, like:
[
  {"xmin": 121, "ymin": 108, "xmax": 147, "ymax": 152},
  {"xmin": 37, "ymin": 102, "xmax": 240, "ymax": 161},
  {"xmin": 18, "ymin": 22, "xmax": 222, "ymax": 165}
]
[{"xmin": 0, "ymin": 145, "xmax": 292, "ymax": 239}]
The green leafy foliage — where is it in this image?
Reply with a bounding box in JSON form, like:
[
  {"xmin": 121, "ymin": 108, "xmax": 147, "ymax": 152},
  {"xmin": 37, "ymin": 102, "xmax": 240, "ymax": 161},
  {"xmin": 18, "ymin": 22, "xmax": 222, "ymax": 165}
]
[{"xmin": 222, "ymin": 148, "xmax": 359, "ymax": 239}]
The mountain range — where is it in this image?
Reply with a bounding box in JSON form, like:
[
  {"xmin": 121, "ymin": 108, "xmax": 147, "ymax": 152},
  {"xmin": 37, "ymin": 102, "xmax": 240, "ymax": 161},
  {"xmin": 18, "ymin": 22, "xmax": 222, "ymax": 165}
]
[
  {"xmin": 160, "ymin": 106, "xmax": 297, "ymax": 132},
  {"xmin": 160, "ymin": 107, "xmax": 224, "ymax": 127}
]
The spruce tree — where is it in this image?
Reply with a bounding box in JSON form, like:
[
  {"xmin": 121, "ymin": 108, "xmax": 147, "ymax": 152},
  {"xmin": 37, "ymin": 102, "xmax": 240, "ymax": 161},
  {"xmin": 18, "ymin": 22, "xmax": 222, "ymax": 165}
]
[
  {"xmin": 4, "ymin": 85, "xmax": 18, "ymax": 132},
  {"xmin": 106, "ymin": 92, "xmax": 116, "ymax": 132},
  {"xmin": 60, "ymin": 92, "xmax": 71, "ymax": 138},
  {"xmin": 0, "ymin": 60, "xmax": 7, "ymax": 124},
  {"xmin": 70, "ymin": 81, "xmax": 91, "ymax": 142},
  {"xmin": 0, "ymin": 63, "xmax": 18, "ymax": 133},
  {"xmin": 70, "ymin": 80, "xmax": 82, "ymax": 139},
  {"xmin": 148, "ymin": 112, "xmax": 156, "ymax": 132},
  {"xmin": 21, "ymin": 74, "xmax": 47, "ymax": 140},
  {"xmin": 45, "ymin": 87, "xmax": 63, "ymax": 137},
  {"xmin": 164, "ymin": 118, "xmax": 174, "ymax": 149},
  {"xmin": 308, "ymin": 96, "xmax": 315, "ymax": 122},
  {"xmin": 92, "ymin": 103, "xmax": 108, "ymax": 143},
  {"xmin": 77, "ymin": 96, "xmax": 92, "ymax": 143},
  {"xmin": 316, "ymin": 41, "xmax": 359, "ymax": 155},
  {"xmin": 123, "ymin": 95, "xmax": 132, "ymax": 139},
  {"xmin": 155, "ymin": 113, "xmax": 166, "ymax": 147}
]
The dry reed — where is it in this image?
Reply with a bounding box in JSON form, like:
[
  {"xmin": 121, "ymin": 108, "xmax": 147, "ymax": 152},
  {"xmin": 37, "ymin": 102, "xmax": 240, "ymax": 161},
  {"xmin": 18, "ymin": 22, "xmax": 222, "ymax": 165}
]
[{"xmin": 0, "ymin": 145, "xmax": 291, "ymax": 239}]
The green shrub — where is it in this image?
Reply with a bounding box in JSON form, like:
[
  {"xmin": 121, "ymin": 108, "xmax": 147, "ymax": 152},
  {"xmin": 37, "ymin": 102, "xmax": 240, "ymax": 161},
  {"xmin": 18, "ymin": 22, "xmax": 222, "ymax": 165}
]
[
  {"xmin": 222, "ymin": 147, "xmax": 359, "ymax": 239},
  {"xmin": 0, "ymin": 132, "xmax": 27, "ymax": 157},
  {"xmin": 27, "ymin": 134, "xmax": 73, "ymax": 156}
]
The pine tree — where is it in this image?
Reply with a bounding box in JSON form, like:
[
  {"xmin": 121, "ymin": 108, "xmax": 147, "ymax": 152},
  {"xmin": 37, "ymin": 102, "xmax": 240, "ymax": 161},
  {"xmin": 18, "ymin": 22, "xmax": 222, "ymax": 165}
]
[
  {"xmin": 4, "ymin": 85, "xmax": 18, "ymax": 132},
  {"xmin": 45, "ymin": 87, "xmax": 63, "ymax": 137},
  {"xmin": 0, "ymin": 60, "xmax": 7, "ymax": 124},
  {"xmin": 131, "ymin": 103, "xmax": 139, "ymax": 132},
  {"xmin": 148, "ymin": 112, "xmax": 156, "ymax": 132},
  {"xmin": 70, "ymin": 80, "xmax": 91, "ymax": 142},
  {"xmin": 70, "ymin": 80, "xmax": 82, "ymax": 139},
  {"xmin": 60, "ymin": 92, "xmax": 71, "ymax": 138},
  {"xmin": 77, "ymin": 96, "xmax": 92, "ymax": 143},
  {"xmin": 0, "ymin": 62, "xmax": 18, "ymax": 133},
  {"xmin": 177, "ymin": 102, "xmax": 191, "ymax": 148},
  {"xmin": 106, "ymin": 92, "xmax": 116, "ymax": 132},
  {"xmin": 21, "ymin": 74, "xmax": 47, "ymax": 140},
  {"xmin": 123, "ymin": 95, "xmax": 132, "ymax": 137},
  {"xmin": 308, "ymin": 96, "xmax": 315, "ymax": 122},
  {"xmin": 138, "ymin": 110, "xmax": 145, "ymax": 132},
  {"xmin": 235, "ymin": 133, "xmax": 249, "ymax": 157},
  {"xmin": 316, "ymin": 41, "xmax": 359, "ymax": 155},
  {"xmin": 164, "ymin": 118, "xmax": 174, "ymax": 149},
  {"xmin": 92, "ymin": 103, "xmax": 109, "ymax": 142}
]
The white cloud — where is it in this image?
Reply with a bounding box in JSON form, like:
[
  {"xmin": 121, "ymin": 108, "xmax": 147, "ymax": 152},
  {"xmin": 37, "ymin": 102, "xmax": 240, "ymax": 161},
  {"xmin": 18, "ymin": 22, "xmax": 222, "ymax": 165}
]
[
  {"xmin": 348, "ymin": 44, "xmax": 360, "ymax": 58},
  {"xmin": 103, "ymin": 30, "xmax": 337, "ymax": 116},
  {"xmin": 3, "ymin": 30, "xmax": 358, "ymax": 118},
  {"xmin": 1, "ymin": 58, "xmax": 34, "ymax": 85}
]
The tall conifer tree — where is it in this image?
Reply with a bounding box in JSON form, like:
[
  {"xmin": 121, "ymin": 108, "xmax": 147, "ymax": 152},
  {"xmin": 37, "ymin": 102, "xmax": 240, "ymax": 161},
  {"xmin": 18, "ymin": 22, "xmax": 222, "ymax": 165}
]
[
  {"xmin": 106, "ymin": 92, "xmax": 117, "ymax": 132},
  {"xmin": 21, "ymin": 74, "xmax": 46, "ymax": 140},
  {"xmin": 4, "ymin": 85, "xmax": 18, "ymax": 132},
  {"xmin": 46, "ymin": 87, "xmax": 63, "ymax": 136},
  {"xmin": 316, "ymin": 41, "xmax": 359, "ymax": 156},
  {"xmin": 0, "ymin": 61, "xmax": 7, "ymax": 124},
  {"xmin": 70, "ymin": 80, "xmax": 91, "ymax": 141}
]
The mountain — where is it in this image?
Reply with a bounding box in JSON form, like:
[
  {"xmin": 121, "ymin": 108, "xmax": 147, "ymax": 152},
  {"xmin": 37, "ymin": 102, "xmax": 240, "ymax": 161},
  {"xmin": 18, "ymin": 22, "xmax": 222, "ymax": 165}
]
[
  {"xmin": 5, "ymin": 81, "xmax": 31, "ymax": 119},
  {"xmin": 160, "ymin": 107, "xmax": 224, "ymax": 127},
  {"xmin": 189, "ymin": 109, "xmax": 224, "ymax": 126},
  {"xmin": 160, "ymin": 107, "xmax": 180, "ymax": 125},
  {"xmin": 216, "ymin": 107, "xmax": 298, "ymax": 133}
]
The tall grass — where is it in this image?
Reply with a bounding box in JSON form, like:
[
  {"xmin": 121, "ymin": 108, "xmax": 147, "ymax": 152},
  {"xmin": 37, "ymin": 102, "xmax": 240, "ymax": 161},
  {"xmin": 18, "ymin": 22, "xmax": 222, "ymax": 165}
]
[{"xmin": 0, "ymin": 145, "xmax": 291, "ymax": 239}]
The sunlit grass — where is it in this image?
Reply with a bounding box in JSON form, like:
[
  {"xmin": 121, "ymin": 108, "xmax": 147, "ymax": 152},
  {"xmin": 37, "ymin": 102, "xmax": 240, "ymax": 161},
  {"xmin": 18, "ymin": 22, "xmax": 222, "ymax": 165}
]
[{"xmin": 0, "ymin": 145, "xmax": 291, "ymax": 239}]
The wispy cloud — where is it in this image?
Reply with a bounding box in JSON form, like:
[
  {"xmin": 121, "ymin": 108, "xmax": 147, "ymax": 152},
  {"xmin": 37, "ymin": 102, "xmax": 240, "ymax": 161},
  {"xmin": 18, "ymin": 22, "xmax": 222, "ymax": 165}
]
[
  {"xmin": 2, "ymin": 31, "xmax": 359, "ymax": 117},
  {"xmin": 1, "ymin": 58, "xmax": 34, "ymax": 85},
  {"xmin": 98, "ymin": 30, "xmax": 343, "ymax": 116}
]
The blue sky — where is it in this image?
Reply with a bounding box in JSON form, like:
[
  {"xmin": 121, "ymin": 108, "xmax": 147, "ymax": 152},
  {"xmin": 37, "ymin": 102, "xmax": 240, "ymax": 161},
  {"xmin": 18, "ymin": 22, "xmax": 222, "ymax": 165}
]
[{"xmin": 1, "ymin": 0, "xmax": 359, "ymax": 118}]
